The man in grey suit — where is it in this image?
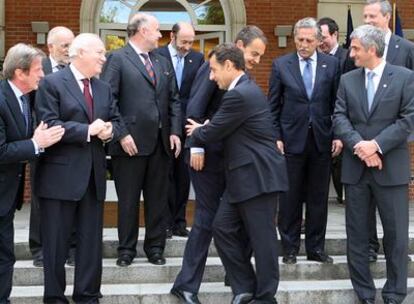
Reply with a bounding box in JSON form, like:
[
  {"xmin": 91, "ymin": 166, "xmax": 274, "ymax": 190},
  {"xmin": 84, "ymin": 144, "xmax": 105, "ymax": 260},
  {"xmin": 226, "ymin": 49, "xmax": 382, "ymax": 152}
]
[
  {"xmin": 333, "ymin": 25, "xmax": 414, "ymax": 304},
  {"xmin": 363, "ymin": 0, "xmax": 414, "ymax": 263},
  {"xmin": 101, "ymin": 13, "xmax": 181, "ymax": 267}
]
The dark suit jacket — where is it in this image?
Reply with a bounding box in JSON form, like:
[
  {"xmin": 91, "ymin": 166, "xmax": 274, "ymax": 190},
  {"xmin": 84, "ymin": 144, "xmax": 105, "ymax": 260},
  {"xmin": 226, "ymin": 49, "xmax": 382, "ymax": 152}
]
[
  {"xmin": 155, "ymin": 45, "xmax": 204, "ymax": 127},
  {"xmin": 42, "ymin": 57, "xmax": 53, "ymax": 75},
  {"xmin": 34, "ymin": 67, "xmax": 122, "ymax": 201},
  {"xmin": 333, "ymin": 64, "xmax": 414, "ymax": 186},
  {"xmin": 189, "ymin": 75, "xmax": 288, "ymax": 203},
  {"xmin": 334, "ymin": 46, "xmax": 356, "ymax": 74},
  {"xmin": 268, "ymin": 52, "xmax": 340, "ymax": 154},
  {"xmin": 100, "ymin": 43, "xmax": 181, "ymax": 156},
  {"xmin": 0, "ymin": 80, "xmax": 37, "ymax": 216},
  {"xmin": 387, "ymin": 34, "xmax": 414, "ymax": 70}
]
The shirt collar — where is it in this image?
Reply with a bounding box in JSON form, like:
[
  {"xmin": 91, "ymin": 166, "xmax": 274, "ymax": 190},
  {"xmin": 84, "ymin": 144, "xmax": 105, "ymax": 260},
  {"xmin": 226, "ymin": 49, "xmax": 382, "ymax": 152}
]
[
  {"xmin": 365, "ymin": 59, "xmax": 386, "ymax": 77},
  {"xmin": 228, "ymin": 72, "xmax": 245, "ymax": 91},
  {"xmin": 384, "ymin": 29, "xmax": 392, "ymax": 46},
  {"xmin": 129, "ymin": 41, "xmax": 147, "ymax": 57},
  {"xmin": 297, "ymin": 51, "xmax": 317, "ymax": 62},
  {"xmin": 49, "ymin": 55, "xmax": 59, "ymax": 69},
  {"xmin": 70, "ymin": 63, "xmax": 88, "ymax": 82},
  {"xmin": 7, "ymin": 80, "xmax": 25, "ymax": 100},
  {"xmin": 330, "ymin": 44, "xmax": 339, "ymax": 56}
]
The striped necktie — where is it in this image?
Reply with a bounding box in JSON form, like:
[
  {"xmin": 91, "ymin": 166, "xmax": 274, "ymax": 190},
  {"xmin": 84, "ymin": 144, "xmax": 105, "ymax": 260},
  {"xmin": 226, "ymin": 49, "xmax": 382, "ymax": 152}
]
[{"xmin": 141, "ymin": 53, "xmax": 156, "ymax": 86}]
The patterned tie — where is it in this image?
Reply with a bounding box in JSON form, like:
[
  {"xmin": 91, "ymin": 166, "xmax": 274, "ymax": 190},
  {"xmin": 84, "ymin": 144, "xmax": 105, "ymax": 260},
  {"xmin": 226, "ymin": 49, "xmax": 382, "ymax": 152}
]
[
  {"xmin": 81, "ymin": 79, "xmax": 94, "ymax": 121},
  {"xmin": 302, "ymin": 58, "xmax": 313, "ymax": 100},
  {"xmin": 366, "ymin": 71, "xmax": 375, "ymax": 111},
  {"xmin": 175, "ymin": 54, "xmax": 183, "ymax": 89},
  {"xmin": 56, "ymin": 64, "xmax": 65, "ymax": 70},
  {"xmin": 141, "ymin": 53, "xmax": 156, "ymax": 86},
  {"xmin": 20, "ymin": 95, "xmax": 31, "ymax": 135}
]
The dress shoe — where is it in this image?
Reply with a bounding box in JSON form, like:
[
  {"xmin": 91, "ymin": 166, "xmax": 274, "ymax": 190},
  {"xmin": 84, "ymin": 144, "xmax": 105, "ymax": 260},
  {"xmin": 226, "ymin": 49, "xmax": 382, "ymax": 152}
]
[
  {"xmin": 282, "ymin": 253, "xmax": 297, "ymax": 264},
  {"xmin": 33, "ymin": 258, "xmax": 43, "ymax": 268},
  {"xmin": 170, "ymin": 287, "xmax": 201, "ymax": 304},
  {"xmin": 148, "ymin": 252, "xmax": 166, "ymax": 265},
  {"xmin": 359, "ymin": 300, "xmax": 374, "ymax": 304},
  {"xmin": 173, "ymin": 227, "xmax": 190, "ymax": 237},
  {"xmin": 368, "ymin": 249, "xmax": 378, "ymax": 263},
  {"xmin": 116, "ymin": 254, "xmax": 133, "ymax": 267},
  {"xmin": 66, "ymin": 249, "xmax": 75, "ymax": 267},
  {"xmin": 384, "ymin": 299, "xmax": 398, "ymax": 304},
  {"xmin": 231, "ymin": 293, "xmax": 253, "ymax": 304},
  {"xmin": 307, "ymin": 250, "xmax": 333, "ymax": 264},
  {"xmin": 166, "ymin": 228, "xmax": 173, "ymax": 239}
]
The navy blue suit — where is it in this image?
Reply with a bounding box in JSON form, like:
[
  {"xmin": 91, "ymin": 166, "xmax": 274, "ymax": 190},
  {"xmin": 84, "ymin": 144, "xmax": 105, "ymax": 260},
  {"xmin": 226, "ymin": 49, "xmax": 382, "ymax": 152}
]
[
  {"xmin": 269, "ymin": 52, "xmax": 339, "ymax": 255},
  {"xmin": 0, "ymin": 80, "xmax": 38, "ymax": 303},
  {"xmin": 156, "ymin": 45, "xmax": 204, "ymax": 232},
  {"xmin": 172, "ymin": 61, "xmax": 226, "ymax": 293}
]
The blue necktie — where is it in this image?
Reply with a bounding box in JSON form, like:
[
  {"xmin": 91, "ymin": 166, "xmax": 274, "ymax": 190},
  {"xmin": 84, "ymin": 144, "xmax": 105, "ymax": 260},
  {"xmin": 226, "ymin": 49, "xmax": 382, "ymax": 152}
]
[
  {"xmin": 20, "ymin": 95, "xmax": 31, "ymax": 135},
  {"xmin": 302, "ymin": 58, "xmax": 313, "ymax": 100},
  {"xmin": 175, "ymin": 54, "xmax": 183, "ymax": 89},
  {"xmin": 366, "ymin": 71, "xmax": 375, "ymax": 111}
]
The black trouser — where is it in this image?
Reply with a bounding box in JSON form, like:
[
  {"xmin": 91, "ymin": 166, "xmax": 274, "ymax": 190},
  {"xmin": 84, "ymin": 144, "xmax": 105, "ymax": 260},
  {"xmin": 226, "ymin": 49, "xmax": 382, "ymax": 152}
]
[
  {"xmin": 345, "ymin": 171, "xmax": 408, "ymax": 304},
  {"xmin": 0, "ymin": 209, "xmax": 15, "ymax": 303}
]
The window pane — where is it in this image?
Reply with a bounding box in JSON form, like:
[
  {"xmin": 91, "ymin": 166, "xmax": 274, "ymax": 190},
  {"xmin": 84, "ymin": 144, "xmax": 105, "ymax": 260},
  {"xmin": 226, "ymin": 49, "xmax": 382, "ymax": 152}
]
[
  {"xmin": 193, "ymin": 0, "xmax": 225, "ymax": 25},
  {"xmin": 105, "ymin": 34, "xmax": 126, "ymax": 51},
  {"xmin": 100, "ymin": 0, "xmax": 131, "ymax": 23},
  {"xmin": 140, "ymin": 0, "xmax": 191, "ymax": 24}
]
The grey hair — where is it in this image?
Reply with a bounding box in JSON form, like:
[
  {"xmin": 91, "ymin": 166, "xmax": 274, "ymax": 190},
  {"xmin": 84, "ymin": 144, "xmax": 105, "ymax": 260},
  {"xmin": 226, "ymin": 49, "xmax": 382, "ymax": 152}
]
[
  {"xmin": 366, "ymin": 0, "xmax": 392, "ymax": 16},
  {"xmin": 294, "ymin": 17, "xmax": 322, "ymax": 40},
  {"xmin": 2, "ymin": 43, "xmax": 45, "ymax": 80},
  {"xmin": 47, "ymin": 26, "xmax": 74, "ymax": 45},
  {"xmin": 350, "ymin": 24, "xmax": 385, "ymax": 57},
  {"xmin": 68, "ymin": 33, "xmax": 103, "ymax": 58},
  {"xmin": 127, "ymin": 13, "xmax": 154, "ymax": 38}
]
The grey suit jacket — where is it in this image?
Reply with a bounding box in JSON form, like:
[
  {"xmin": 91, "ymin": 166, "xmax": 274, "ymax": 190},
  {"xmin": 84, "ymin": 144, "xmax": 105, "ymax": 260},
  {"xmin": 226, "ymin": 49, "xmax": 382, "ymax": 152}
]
[
  {"xmin": 333, "ymin": 64, "xmax": 414, "ymax": 186},
  {"xmin": 386, "ymin": 34, "xmax": 414, "ymax": 70}
]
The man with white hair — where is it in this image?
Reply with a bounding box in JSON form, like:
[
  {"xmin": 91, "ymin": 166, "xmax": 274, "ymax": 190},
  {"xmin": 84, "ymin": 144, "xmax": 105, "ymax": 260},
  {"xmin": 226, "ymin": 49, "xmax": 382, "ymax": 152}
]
[
  {"xmin": 35, "ymin": 33, "xmax": 122, "ymax": 303},
  {"xmin": 334, "ymin": 24, "xmax": 414, "ymax": 304},
  {"xmin": 30, "ymin": 25, "xmax": 75, "ymax": 268},
  {"xmin": 101, "ymin": 13, "xmax": 181, "ymax": 267},
  {"xmin": 0, "ymin": 43, "xmax": 64, "ymax": 304}
]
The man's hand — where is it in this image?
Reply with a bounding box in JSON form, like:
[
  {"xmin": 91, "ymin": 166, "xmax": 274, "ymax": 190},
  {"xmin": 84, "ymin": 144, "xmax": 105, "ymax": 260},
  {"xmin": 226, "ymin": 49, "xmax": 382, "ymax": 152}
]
[
  {"xmin": 170, "ymin": 134, "xmax": 181, "ymax": 158},
  {"xmin": 185, "ymin": 118, "xmax": 209, "ymax": 136},
  {"xmin": 190, "ymin": 152, "xmax": 205, "ymax": 171},
  {"xmin": 276, "ymin": 140, "xmax": 284, "ymax": 155},
  {"xmin": 120, "ymin": 134, "xmax": 138, "ymax": 156},
  {"xmin": 97, "ymin": 122, "xmax": 113, "ymax": 141},
  {"xmin": 88, "ymin": 119, "xmax": 106, "ymax": 136},
  {"xmin": 332, "ymin": 139, "xmax": 343, "ymax": 157},
  {"xmin": 354, "ymin": 140, "xmax": 379, "ymax": 161},
  {"xmin": 364, "ymin": 153, "xmax": 383, "ymax": 170},
  {"xmin": 32, "ymin": 121, "xmax": 65, "ymax": 149}
]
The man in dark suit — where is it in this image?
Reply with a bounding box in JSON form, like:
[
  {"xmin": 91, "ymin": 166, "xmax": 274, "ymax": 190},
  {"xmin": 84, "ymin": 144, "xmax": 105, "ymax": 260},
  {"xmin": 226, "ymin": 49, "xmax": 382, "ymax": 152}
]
[
  {"xmin": 35, "ymin": 33, "xmax": 121, "ymax": 303},
  {"xmin": 29, "ymin": 25, "xmax": 75, "ymax": 268},
  {"xmin": 0, "ymin": 43, "xmax": 64, "ymax": 304},
  {"xmin": 269, "ymin": 17, "xmax": 342, "ymax": 265},
  {"xmin": 171, "ymin": 26, "xmax": 268, "ymax": 304},
  {"xmin": 363, "ymin": 0, "xmax": 414, "ymax": 263},
  {"xmin": 156, "ymin": 22, "xmax": 204, "ymax": 238},
  {"xmin": 333, "ymin": 24, "xmax": 414, "ymax": 304},
  {"xmin": 186, "ymin": 43, "xmax": 288, "ymax": 304},
  {"xmin": 100, "ymin": 13, "xmax": 181, "ymax": 267}
]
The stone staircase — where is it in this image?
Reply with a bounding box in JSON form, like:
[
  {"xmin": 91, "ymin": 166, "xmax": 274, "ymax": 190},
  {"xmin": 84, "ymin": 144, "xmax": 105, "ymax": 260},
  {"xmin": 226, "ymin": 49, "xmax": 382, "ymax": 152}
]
[{"xmin": 10, "ymin": 234, "xmax": 414, "ymax": 304}]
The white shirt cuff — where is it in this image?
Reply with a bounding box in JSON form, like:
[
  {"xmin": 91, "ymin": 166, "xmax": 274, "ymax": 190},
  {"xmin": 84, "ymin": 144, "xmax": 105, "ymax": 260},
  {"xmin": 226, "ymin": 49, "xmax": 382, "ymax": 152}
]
[
  {"xmin": 31, "ymin": 139, "xmax": 44, "ymax": 154},
  {"xmin": 191, "ymin": 147, "xmax": 205, "ymax": 154}
]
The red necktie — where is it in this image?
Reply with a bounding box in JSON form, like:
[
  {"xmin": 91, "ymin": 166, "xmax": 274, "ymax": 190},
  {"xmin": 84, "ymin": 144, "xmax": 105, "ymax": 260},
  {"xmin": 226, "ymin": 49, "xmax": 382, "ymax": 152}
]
[
  {"xmin": 141, "ymin": 53, "xmax": 156, "ymax": 86},
  {"xmin": 81, "ymin": 78, "xmax": 94, "ymax": 121}
]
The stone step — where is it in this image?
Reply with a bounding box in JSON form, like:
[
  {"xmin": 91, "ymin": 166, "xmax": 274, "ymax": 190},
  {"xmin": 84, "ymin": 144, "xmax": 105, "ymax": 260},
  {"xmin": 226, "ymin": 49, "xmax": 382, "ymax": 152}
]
[
  {"xmin": 13, "ymin": 234, "xmax": 414, "ymax": 260},
  {"xmin": 10, "ymin": 279, "xmax": 414, "ymax": 304},
  {"xmin": 13, "ymin": 255, "xmax": 414, "ymax": 286}
]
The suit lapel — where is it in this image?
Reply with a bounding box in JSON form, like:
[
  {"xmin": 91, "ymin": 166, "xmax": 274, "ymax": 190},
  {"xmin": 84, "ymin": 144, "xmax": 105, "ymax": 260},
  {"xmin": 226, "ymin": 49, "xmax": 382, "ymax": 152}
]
[
  {"xmin": 368, "ymin": 64, "xmax": 392, "ymax": 117},
  {"xmin": 149, "ymin": 52, "xmax": 162, "ymax": 91},
  {"xmin": 1, "ymin": 81, "xmax": 27, "ymax": 136},
  {"xmin": 386, "ymin": 35, "xmax": 399, "ymax": 66},
  {"xmin": 90, "ymin": 78, "xmax": 103, "ymax": 120},
  {"xmin": 62, "ymin": 68, "xmax": 90, "ymax": 120},
  {"xmin": 312, "ymin": 53, "xmax": 328, "ymax": 101},
  {"xmin": 287, "ymin": 54, "xmax": 308, "ymax": 99},
  {"xmin": 125, "ymin": 44, "xmax": 155, "ymax": 87}
]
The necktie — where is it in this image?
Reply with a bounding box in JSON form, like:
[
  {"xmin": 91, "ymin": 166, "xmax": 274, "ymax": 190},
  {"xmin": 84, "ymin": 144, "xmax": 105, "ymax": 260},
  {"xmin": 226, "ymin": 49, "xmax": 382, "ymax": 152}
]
[
  {"xmin": 141, "ymin": 53, "xmax": 156, "ymax": 86},
  {"xmin": 366, "ymin": 71, "xmax": 375, "ymax": 111},
  {"xmin": 175, "ymin": 54, "xmax": 183, "ymax": 89},
  {"xmin": 302, "ymin": 58, "xmax": 313, "ymax": 100},
  {"xmin": 81, "ymin": 79, "xmax": 94, "ymax": 121},
  {"xmin": 20, "ymin": 95, "xmax": 31, "ymax": 135},
  {"xmin": 56, "ymin": 64, "xmax": 65, "ymax": 70}
]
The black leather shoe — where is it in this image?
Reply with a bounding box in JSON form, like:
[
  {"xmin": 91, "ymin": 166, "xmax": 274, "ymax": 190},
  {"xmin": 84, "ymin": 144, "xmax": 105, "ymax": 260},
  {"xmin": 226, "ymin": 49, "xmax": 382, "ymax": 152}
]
[
  {"xmin": 33, "ymin": 257, "xmax": 43, "ymax": 268},
  {"xmin": 170, "ymin": 287, "xmax": 201, "ymax": 304},
  {"xmin": 384, "ymin": 299, "xmax": 398, "ymax": 304},
  {"xmin": 116, "ymin": 254, "xmax": 133, "ymax": 267},
  {"xmin": 66, "ymin": 249, "xmax": 75, "ymax": 267},
  {"xmin": 231, "ymin": 293, "xmax": 253, "ymax": 304},
  {"xmin": 282, "ymin": 253, "xmax": 297, "ymax": 264},
  {"xmin": 148, "ymin": 252, "xmax": 166, "ymax": 265},
  {"xmin": 307, "ymin": 251, "xmax": 333, "ymax": 264},
  {"xmin": 360, "ymin": 300, "xmax": 374, "ymax": 304},
  {"xmin": 368, "ymin": 249, "xmax": 378, "ymax": 263},
  {"xmin": 173, "ymin": 227, "xmax": 190, "ymax": 237}
]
